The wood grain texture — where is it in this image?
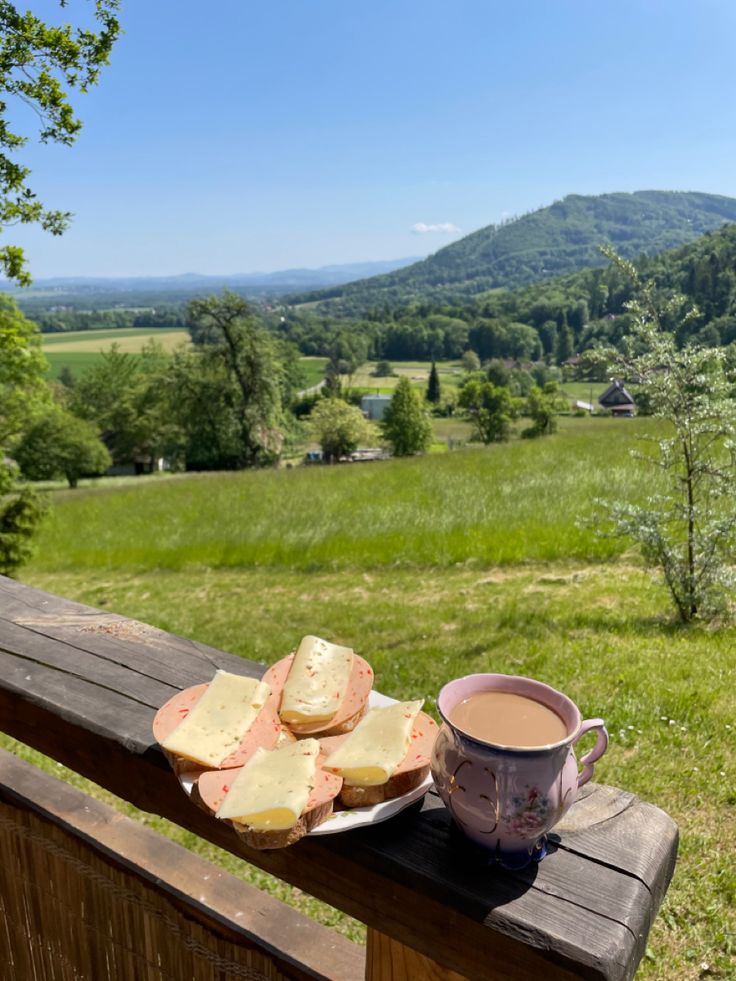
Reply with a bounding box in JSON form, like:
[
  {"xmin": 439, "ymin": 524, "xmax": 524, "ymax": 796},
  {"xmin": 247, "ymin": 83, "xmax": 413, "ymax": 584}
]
[
  {"xmin": 0, "ymin": 576, "xmax": 679, "ymax": 981},
  {"xmin": 366, "ymin": 930, "xmax": 469, "ymax": 981},
  {"xmin": 0, "ymin": 750, "xmax": 364, "ymax": 981}
]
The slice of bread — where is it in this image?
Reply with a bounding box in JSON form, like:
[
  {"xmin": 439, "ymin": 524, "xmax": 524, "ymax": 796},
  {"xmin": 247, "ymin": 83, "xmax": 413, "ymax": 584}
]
[
  {"xmin": 321, "ymin": 710, "xmax": 438, "ymax": 809},
  {"xmin": 232, "ymin": 797, "xmax": 335, "ymax": 849},
  {"xmin": 337, "ymin": 763, "xmax": 430, "ymax": 808},
  {"xmin": 195, "ymin": 755, "xmax": 342, "ymax": 850}
]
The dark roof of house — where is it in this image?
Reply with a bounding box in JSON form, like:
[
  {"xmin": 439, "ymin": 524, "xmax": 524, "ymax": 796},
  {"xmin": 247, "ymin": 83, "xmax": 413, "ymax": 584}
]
[{"xmin": 599, "ymin": 379, "xmax": 635, "ymax": 407}]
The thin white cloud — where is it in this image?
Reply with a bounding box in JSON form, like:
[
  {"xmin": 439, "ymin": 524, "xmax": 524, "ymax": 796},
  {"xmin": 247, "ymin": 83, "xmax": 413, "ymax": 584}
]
[{"xmin": 411, "ymin": 222, "xmax": 461, "ymax": 235}]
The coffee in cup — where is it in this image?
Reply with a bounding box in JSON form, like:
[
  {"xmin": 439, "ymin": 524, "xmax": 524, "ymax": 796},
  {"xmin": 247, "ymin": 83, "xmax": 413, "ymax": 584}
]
[{"xmin": 430, "ymin": 673, "xmax": 608, "ymax": 869}]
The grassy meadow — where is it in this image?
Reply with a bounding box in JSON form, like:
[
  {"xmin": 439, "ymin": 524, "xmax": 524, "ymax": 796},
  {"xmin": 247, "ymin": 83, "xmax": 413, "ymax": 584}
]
[
  {"xmin": 347, "ymin": 359, "xmax": 464, "ymax": 395},
  {"xmin": 8, "ymin": 416, "xmax": 736, "ymax": 979}
]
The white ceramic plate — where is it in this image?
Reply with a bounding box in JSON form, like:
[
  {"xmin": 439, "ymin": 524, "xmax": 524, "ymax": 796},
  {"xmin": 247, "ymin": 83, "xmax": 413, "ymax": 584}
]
[{"xmin": 179, "ymin": 689, "xmax": 433, "ymax": 835}]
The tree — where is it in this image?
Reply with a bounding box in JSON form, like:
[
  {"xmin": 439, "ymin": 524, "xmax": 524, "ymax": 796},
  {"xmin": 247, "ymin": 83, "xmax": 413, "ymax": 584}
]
[
  {"xmin": 0, "ymin": 1, "xmax": 121, "ymax": 284},
  {"xmin": 0, "ymin": 461, "xmax": 46, "ymax": 575},
  {"xmin": 461, "ymin": 350, "xmax": 481, "ymax": 374},
  {"xmin": 597, "ymin": 250, "xmax": 736, "ymax": 623},
  {"xmin": 15, "ymin": 406, "xmax": 111, "ymax": 488},
  {"xmin": 538, "ymin": 320, "xmax": 558, "ymax": 360},
  {"xmin": 309, "ymin": 398, "xmax": 377, "ymax": 463},
  {"xmin": 326, "ymin": 331, "xmax": 368, "ymax": 394},
  {"xmin": 163, "ymin": 347, "xmax": 241, "ymax": 471},
  {"xmin": 458, "ymin": 379, "xmax": 515, "ymax": 443},
  {"xmin": 426, "ymin": 360, "xmax": 441, "ymax": 404},
  {"xmin": 555, "ymin": 322, "xmax": 575, "ymax": 364},
  {"xmin": 382, "ymin": 378, "xmax": 433, "ymax": 456},
  {"xmin": 486, "ymin": 359, "xmax": 511, "ymax": 389},
  {"xmin": 71, "ymin": 345, "xmax": 139, "ymax": 459},
  {"xmin": 187, "ymin": 293, "xmax": 294, "ymax": 467},
  {"xmin": 0, "ymin": 295, "xmax": 50, "ymax": 573},
  {"xmin": 521, "ymin": 383, "xmax": 560, "ymax": 439}
]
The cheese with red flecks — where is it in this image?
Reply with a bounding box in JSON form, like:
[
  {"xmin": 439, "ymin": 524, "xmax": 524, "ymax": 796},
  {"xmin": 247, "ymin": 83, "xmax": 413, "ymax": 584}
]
[
  {"xmin": 161, "ymin": 671, "xmax": 270, "ymax": 767},
  {"xmin": 323, "ymin": 701, "xmax": 423, "ymax": 786},
  {"xmin": 216, "ymin": 739, "xmax": 320, "ymax": 831},
  {"xmin": 280, "ymin": 635, "xmax": 353, "ymax": 724}
]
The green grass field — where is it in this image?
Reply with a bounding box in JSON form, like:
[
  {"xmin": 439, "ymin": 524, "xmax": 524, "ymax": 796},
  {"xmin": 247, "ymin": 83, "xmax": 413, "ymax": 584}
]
[
  {"xmin": 347, "ymin": 360, "xmax": 464, "ymax": 395},
  {"xmin": 41, "ymin": 327, "xmax": 190, "ymax": 379},
  {"xmin": 8, "ymin": 417, "xmax": 736, "ymax": 978},
  {"xmin": 40, "ymin": 329, "xmax": 329, "ymax": 386},
  {"xmin": 299, "ymin": 356, "xmax": 328, "ymax": 388}
]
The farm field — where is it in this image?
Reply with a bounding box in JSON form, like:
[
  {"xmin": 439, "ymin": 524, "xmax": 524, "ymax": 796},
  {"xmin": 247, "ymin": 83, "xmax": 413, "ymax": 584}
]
[
  {"xmin": 346, "ymin": 359, "xmax": 463, "ymax": 394},
  {"xmin": 40, "ymin": 328, "xmax": 329, "ymax": 386},
  {"xmin": 42, "ymin": 327, "xmax": 190, "ymax": 353},
  {"xmin": 9, "ymin": 417, "xmax": 736, "ymax": 979},
  {"xmin": 41, "ymin": 327, "xmax": 191, "ymax": 379}
]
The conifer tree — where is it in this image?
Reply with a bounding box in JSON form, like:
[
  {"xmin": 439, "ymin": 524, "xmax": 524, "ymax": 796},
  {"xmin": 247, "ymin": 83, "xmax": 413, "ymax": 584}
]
[
  {"xmin": 426, "ymin": 361, "xmax": 441, "ymax": 404},
  {"xmin": 555, "ymin": 322, "xmax": 575, "ymax": 364}
]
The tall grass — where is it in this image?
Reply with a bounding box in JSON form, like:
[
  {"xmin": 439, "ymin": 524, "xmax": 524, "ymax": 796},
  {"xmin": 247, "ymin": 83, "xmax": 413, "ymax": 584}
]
[{"xmin": 27, "ymin": 417, "xmax": 658, "ymax": 574}]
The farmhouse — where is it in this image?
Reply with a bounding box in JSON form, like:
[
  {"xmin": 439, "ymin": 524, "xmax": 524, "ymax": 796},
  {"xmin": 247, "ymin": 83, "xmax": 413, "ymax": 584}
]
[{"xmin": 598, "ymin": 379, "xmax": 636, "ymax": 416}]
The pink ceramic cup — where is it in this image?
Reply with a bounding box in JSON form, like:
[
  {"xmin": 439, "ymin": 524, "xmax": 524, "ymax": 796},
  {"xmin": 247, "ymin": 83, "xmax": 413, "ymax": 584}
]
[{"xmin": 430, "ymin": 673, "xmax": 608, "ymax": 869}]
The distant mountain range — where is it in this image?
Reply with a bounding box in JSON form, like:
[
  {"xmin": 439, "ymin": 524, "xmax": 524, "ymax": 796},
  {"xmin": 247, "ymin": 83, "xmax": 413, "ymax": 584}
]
[
  {"xmin": 4, "ymin": 257, "xmax": 423, "ymax": 310},
  {"xmin": 291, "ymin": 191, "xmax": 736, "ymax": 313}
]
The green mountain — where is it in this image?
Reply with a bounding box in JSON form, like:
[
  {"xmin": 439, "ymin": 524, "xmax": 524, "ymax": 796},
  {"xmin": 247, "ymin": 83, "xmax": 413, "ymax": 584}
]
[
  {"xmin": 278, "ymin": 221, "xmax": 736, "ymax": 367},
  {"xmin": 293, "ymin": 191, "xmax": 736, "ymax": 313}
]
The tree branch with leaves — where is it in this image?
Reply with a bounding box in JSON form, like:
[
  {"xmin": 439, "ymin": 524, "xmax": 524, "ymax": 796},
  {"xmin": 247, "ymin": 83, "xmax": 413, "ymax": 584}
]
[
  {"xmin": 595, "ymin": 248, "xmax": 736, "ymax": 622},
  {"xmin": 0, "ymin": 0, "xmax": 121, "ymax": 284}
]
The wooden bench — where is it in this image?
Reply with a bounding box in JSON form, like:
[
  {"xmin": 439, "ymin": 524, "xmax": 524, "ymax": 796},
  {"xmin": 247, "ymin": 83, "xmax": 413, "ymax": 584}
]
[{"xmin": 0, "ymin": 576, "xmax": 678, "ymax": 980}]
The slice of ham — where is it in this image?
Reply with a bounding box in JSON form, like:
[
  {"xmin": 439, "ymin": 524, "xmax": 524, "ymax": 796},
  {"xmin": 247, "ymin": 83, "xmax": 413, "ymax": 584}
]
[
  {"xmin": 320, "ymin": 711, "xmax": 439, "ymax": 780},
  {"xmin": 262, "ymin": 652, "xmax": 373, "ymax": 734},
  {"xmin": 196, "ymin": 762, "xmax": 342, "ymax": 822},
  {"xmin": 152, "ymin": 680, "xmax": 283, "ymax": 772}
]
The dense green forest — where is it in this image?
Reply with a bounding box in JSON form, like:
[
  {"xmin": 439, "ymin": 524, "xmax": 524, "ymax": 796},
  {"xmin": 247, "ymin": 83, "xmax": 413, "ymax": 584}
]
[
  {"xmin": 276, "ymin": 221, "xmax": 736, "ymax": 366},
  {"xmin": 28, "ymin": 305, "xmax": 188, "ymax": 333},
  {"xmin": 290, "ymin": 191, "xmax": 736, "ymax": 314}
]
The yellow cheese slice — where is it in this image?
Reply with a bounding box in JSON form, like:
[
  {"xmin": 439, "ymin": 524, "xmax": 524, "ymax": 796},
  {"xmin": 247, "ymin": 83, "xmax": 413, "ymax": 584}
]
[
  {"xmin": 216, "ymin": 738, "xmax": 320, "ymax": 831},
  {"xmin": 161, "ymin": 671, "xmax": 270, "ymax": 768},
  {"xmin": 280, "ymin": 635, "xmax": 354, "ymax": 724},
  {"xmin": 323, "ymin": 700, "xmax": 423, "ymax": 786}
]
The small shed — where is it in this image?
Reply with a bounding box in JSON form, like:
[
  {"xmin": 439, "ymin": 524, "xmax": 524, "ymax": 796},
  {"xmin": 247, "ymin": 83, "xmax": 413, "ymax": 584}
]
[
  {"xmin": 360, "ymin": 394, "xmax": 392, "ymax": 421},
  {"xmin": 598, "ymin": 380, "xmax": 636, "ymax": 417}
]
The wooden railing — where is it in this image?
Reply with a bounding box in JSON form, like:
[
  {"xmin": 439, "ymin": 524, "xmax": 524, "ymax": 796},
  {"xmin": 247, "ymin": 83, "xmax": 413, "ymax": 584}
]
[{"xmin": 0, "ymin": 576, "xmax": 678, "ymax": 980}]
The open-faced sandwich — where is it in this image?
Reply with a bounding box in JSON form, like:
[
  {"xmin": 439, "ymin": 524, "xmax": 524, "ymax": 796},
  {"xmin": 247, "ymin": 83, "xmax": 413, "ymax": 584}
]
[
  {"xmin": 196, "ymin": 738, "xmax": 343, "ymax": 849},
  {"xmin": 262, "ymin": 635, "xmax": 373, "ymax": 737},
  {"xmin": 321, "ymin": 699, "xmax": 438, "ymax": 808},
  {"xmin": 153, "ymin": 670, "xmax": 287, "ymax": 776}
]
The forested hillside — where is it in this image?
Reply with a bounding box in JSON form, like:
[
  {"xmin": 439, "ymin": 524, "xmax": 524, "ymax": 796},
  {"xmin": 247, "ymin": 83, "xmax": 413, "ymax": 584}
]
[
  {"xmin": 279, "ymin": 221, "xmax": 736, "ymax": 365},
  {"xmin": 292, "ymin": 191, "xmax": 736, "ymax": 314}
]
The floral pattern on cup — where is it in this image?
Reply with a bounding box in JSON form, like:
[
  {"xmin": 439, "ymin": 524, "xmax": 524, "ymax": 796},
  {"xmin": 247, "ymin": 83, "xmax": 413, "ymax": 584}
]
[{"xmin": 503, "ymin": 785, "xmax": 551, "ymax": 836}]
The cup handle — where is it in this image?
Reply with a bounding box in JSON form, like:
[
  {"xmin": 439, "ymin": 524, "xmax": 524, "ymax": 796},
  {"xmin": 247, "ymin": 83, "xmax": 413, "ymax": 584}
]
[{"xmin": 573, "ymin": 719, "xmax": 609, "ymax": 788}]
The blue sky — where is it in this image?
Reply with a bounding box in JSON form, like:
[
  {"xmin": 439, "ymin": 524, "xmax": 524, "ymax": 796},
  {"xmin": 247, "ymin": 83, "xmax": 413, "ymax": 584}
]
[{"xmin": 9, "ymin": 0, "xmax": 736, "ymax": 277}]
